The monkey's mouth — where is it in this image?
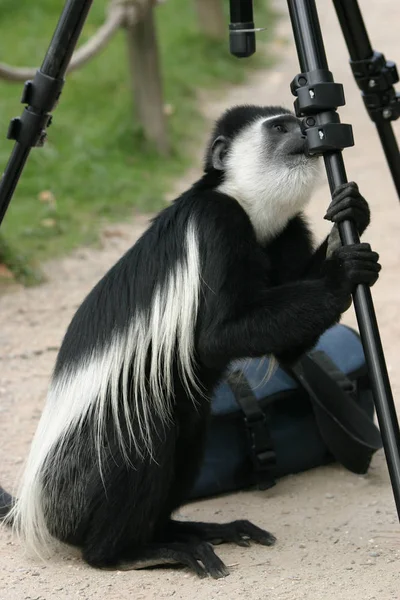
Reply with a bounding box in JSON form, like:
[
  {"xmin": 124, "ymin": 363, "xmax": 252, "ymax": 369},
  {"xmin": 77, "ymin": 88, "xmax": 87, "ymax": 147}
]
[
  {"xmin": 289, "ymin": 143, "xmax": 318, "ymax": 159},
  {"xmin": 288, "ymin": 139, "xmax": 309, "ymax": 157}
]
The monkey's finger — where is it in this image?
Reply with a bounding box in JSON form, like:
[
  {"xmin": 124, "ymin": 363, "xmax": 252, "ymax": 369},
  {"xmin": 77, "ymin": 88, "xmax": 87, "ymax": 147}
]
[
  {"xmin": 334, "ymin": 242, "xmax": 378, "ymax": 258},
  {"xmin": 331, "ymin": 188, "xmax": 362, "ymax": 205},
  {"xmin": 344, "ymin": 263, "xmax": 381, "ymax": 285},
  {"xmin": 341, "ymin": 249, "xmax": 381, "ymax": 264},
  {"xmin": 340, "ymin": 249, "xmax": 381, "ymax": 264},
  {"xmin": 331, "ymin": 181, "xmax": 359, "ymax": 199},
  {"xmin": 325, "ymin": 193, "xmax": 368, "ymax": 212},
  {"xmin": 325, "ymin": 208, "xmax": 369, "ymax": 227},
  {"xmin": 349, "ymin": 270, "xmax": 380, "ymax": 286},
  {"xmin": 324, "ymin": 198, "xmax": 368, "ymax": 221},
  {"xmin": 345, "ymin": 259, "xmax": 382, "ymax": 273}
]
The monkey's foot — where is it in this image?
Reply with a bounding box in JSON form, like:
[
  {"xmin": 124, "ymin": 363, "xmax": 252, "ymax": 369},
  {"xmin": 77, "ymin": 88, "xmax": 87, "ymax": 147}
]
[
  {"xmin": 118, "ymin": 541, "xmax": 229, "ymax": 579},
  {"xmin": 164, "ymin": 519, "xmax": 276, "ymax": 548}
]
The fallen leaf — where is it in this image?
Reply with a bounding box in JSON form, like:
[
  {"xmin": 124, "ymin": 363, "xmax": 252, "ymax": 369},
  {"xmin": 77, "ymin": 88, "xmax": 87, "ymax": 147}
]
[
  {"xmin": 38, "ymin": 190, "xmax": 56, "ymax": 207},
  {"xmin": 163, "ymin": 104, "xmax": 174, "ymax": 116},
  {"xmin": 103, "ymin": 228, "xmax": 126, "ymax": 239},
  {"xmin": 41, "ymin": 218, "xmax": 57, "ymax": 228},
  {"xmin": 0, "ymin": 264, "xmax": 14, "ymax": 279}
]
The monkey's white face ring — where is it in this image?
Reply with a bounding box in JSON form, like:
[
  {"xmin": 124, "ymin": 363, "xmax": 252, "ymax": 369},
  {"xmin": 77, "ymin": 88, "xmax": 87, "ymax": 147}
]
[{"xmin": 217, "ymin": 115, "xmax": 322, "ymax": 242}]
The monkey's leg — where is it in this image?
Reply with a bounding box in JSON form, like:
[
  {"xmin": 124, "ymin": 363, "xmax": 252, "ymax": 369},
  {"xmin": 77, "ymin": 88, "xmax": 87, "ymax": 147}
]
[
  {"xmin": 163, "ymin": 518, "xmax": 276, "ymax": 548},
  {"xmin": 116, "ymin": 540, "xmax": 229, "ymax": 579}
]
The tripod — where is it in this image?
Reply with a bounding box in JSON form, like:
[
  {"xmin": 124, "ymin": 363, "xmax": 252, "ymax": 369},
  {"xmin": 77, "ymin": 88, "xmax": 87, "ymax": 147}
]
[
  {"xmin": 230, "ymin": 0, "xmax": 400, "ymax": 520},
  {"xmin": 0, "ymin": 0, "xmax": 400, "ymax": 523}
]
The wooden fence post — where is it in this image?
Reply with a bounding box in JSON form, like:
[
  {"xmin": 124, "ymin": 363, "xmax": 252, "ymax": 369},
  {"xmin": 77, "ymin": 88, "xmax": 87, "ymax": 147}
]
[
  {"xmin": 125, "ymin": 2, "xmax": 169, "ymax": 155},
  {"xmin": 194, "ymin": 0, "xmax": 226, "ymax": 40}
]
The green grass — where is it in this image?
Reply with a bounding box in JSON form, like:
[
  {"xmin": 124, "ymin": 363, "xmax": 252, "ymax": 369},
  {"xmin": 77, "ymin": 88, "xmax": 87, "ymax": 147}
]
[{"xmin": 0, "ymin": 0, "xmax": 275, "ymax": 284}]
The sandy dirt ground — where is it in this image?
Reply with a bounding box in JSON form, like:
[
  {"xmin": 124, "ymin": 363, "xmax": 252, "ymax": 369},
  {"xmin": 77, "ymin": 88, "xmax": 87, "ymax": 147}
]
[{"xmin": 1, "ymin": 1, "xmax": 400, "ymax": 598}]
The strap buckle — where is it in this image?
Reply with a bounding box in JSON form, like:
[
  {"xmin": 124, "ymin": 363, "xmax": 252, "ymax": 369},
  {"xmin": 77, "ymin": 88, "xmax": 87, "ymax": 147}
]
[{"xmin": 244, "ymin": 413, "xmax": 276, "ymax": 490}]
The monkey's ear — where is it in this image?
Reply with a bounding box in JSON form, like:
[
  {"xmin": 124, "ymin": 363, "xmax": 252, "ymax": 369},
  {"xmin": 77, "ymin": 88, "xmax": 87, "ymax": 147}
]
[{"xmin": 211, "ymin": 136, "xmax": 228, "ymax": 171}]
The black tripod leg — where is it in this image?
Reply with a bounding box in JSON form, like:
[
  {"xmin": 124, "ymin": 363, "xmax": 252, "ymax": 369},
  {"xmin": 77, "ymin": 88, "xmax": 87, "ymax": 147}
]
[
  {"xmin": 287, "ymin": 0, "xmax": 400, "ymax": 523},
  {"xmin": 0, "ymin": 0, "xmax": 94, "ymax": 227},
  {"xmin": 332, "ymin": 0, "xmax": 400, "ymax": 200}
]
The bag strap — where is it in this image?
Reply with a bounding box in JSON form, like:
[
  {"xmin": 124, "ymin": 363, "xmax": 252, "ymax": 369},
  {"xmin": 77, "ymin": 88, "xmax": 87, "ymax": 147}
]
[
  {"xmin": 289, "ymin": 350, "xmax": 382, "ymax": 474},
  {"xmin": 226, "ymin": 369, "xmax": 277, "ymax": 490}
]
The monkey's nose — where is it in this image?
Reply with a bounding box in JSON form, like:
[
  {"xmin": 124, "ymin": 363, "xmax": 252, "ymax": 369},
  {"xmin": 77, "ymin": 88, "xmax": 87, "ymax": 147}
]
[{"xmin": 288, "ymin": 138, "xmax": 307, "ymax": 155}]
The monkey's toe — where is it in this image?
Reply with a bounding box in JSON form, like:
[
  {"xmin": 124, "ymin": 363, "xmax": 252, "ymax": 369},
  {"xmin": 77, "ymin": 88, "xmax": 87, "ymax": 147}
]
[
  {"xmin": 194, "ymin": 542, "xmax": 230, "ymax": 579},
  {"xmin": 158, "ymin": 518, "xmax": 276, "ymax": 558},
  {"xmin": 228, "ymin": 520, "xmax": 277, "ymax": 547},
  {"xmin": 117, "ymin": 542, "xmax": 209, "ymax": 578},
  {"xmin": 197, "ymin": 519, "xmax": 277, "ymax": 548}
]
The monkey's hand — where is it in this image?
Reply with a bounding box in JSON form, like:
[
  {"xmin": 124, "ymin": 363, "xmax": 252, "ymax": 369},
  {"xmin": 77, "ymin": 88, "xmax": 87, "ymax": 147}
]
[
  {"xmin": 325, "ymin": 243, "xmax": 381, "ymax": 311},
  {"xmin": 324, "ymin": 181, "xmax": 370, "ymax": 236}
]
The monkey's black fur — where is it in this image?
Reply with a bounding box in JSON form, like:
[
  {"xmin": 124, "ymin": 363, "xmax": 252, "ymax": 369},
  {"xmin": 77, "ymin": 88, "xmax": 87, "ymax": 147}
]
[{"xmin": 0, "ymin": 106, "xmax": 380, "ymax": 578}]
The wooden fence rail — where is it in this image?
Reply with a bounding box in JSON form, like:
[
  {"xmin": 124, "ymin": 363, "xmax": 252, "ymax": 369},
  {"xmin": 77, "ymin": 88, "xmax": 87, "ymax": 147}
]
[{"xmin": 0, "ymin": 0, "xmax": 226, "ymax": 155}]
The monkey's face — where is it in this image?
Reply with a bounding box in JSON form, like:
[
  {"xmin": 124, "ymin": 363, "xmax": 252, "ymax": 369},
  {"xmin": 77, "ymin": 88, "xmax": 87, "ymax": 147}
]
[
  {"xmin": 261, "ymin": 113, "xmax": 316, "ymax": 166},
  {"xmin": 210, "ymin": 111, "xmax": 319, "ymax": 175},
  {"xmin": 209, "ymin": 105, "xmax": 322, "ymax": 240}
]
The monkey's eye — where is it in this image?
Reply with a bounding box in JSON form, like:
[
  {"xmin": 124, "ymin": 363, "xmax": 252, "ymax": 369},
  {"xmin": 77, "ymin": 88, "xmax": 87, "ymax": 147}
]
[{"xmin": 273, "ymin": 123, "xmax": 288, "ymax": 133}]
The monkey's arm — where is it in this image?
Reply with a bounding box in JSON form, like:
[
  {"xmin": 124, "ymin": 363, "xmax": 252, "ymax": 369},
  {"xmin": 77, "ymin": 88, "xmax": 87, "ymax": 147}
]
[
  {"xmin": 198, "ymin": 243, "xmax": 380, "ymax": 367},
  {"xmin": 199, "ymin": 280, "xmax": 342, "ymax": 366}
]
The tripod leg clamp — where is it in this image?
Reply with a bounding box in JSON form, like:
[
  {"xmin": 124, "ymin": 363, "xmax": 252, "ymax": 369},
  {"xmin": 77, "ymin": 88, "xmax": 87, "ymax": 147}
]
[
  {"xmin": 6, "ymin": 70, "xmax": 65, "ymax": 148},
  {"xmin": 291, "ymin": 68, "xmax": 354, "ymax": 155},
  {"xmin": 350, "ymin": 51, "xmax": 400, "ymax": 124}
]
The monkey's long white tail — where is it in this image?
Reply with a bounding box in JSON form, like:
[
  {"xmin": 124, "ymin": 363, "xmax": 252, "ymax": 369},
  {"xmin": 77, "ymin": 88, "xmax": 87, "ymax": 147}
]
[{"xmin": 8, "ymin": 219, "xmax": 202, "ymax": 559}]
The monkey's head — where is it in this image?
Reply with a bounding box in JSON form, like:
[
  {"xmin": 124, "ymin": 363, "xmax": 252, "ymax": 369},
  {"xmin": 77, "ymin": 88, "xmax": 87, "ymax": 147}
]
[{"xmin": 205, "ymin": 105, "xmax": 322, "ymax": 240}]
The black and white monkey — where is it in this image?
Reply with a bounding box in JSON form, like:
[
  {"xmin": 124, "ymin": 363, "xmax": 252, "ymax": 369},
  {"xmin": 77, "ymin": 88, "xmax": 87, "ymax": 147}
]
[{"xmin": 0, "ymin": 105, "xmax": 380, "ymax": 579}]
